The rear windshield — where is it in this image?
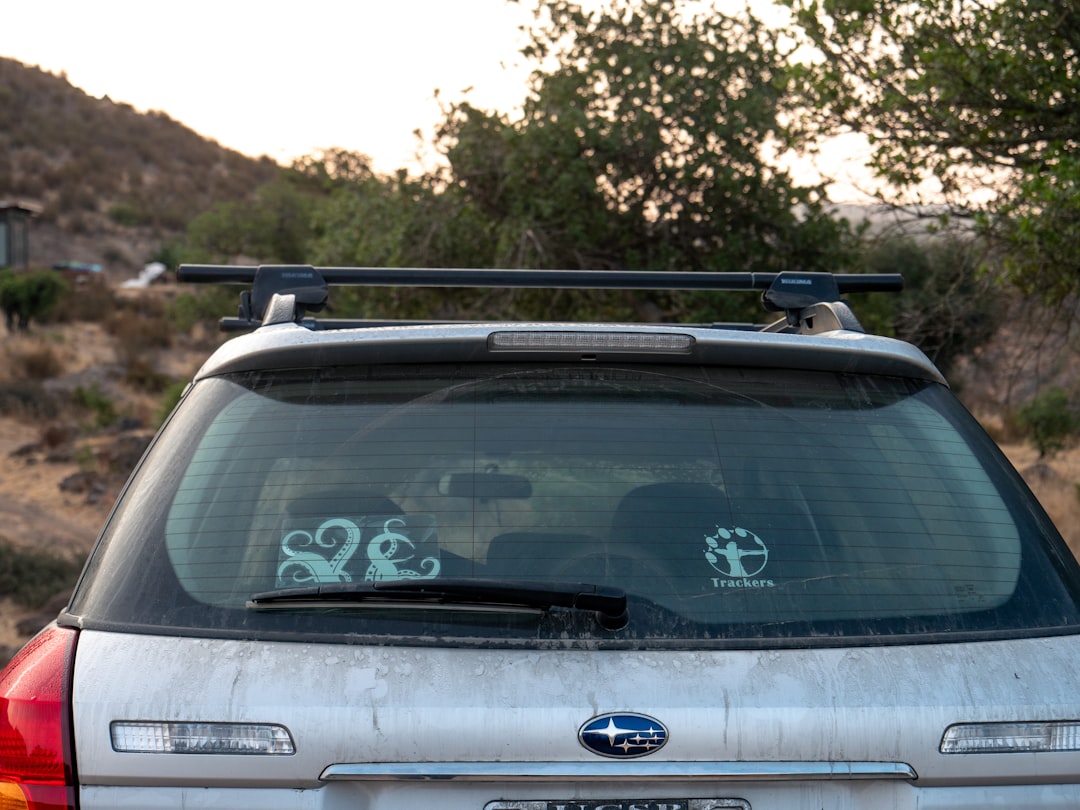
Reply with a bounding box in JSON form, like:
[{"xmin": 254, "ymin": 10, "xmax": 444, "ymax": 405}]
[{"xmin": 70, "ymin": 363, "xmax": 1080, "ymax": 648}]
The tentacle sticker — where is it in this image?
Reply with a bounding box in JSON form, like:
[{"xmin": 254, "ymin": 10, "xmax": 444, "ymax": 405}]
[
  {"xmin": 364, "ymin": 517, "xmax": 441, "ymax": 581},
  {"xmin": 277, "ymin": 518, "xmax": 362, "ymax": 585},
  {"xmin": 276, "ymin": 514, "xmax": 441, "ymax": 586}
]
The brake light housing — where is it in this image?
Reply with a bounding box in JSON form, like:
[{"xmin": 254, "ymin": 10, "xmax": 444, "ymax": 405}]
[{"xmin": 0, "ymin": 625, "xmax": 79, "ymax": 810}]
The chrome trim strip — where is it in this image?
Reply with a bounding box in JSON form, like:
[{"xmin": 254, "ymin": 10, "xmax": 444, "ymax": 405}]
[
  {"xmin": 488, "ymin": 802, "xmax": 749, "ymax": 810},
  {"xmin": 320, "ymin": 761, "xmax": 917, "ymax": 782}
]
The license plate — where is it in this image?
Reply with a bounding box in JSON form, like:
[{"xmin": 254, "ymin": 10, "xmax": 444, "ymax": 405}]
[{"xmin": 486, "ymin": 801, "xmax": 749, "ymax": 810}]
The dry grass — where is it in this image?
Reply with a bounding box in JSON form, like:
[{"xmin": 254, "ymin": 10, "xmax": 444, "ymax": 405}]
[
  {"xmin": 1001, "ymin": 442, "xmax": 1080, "ymax": 557},
  {"xmin": 8, "ymin": 344, "xmax": 64, "ymax": 379},
  {"xmin": 1039, "ymin": 487, "xmax": 1080, "ymax": 556}
]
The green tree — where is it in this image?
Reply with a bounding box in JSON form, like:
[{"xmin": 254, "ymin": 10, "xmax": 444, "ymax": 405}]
[
  {"xmin": 185, "ymin": 164, "xmax": 326, "ymax": 264},
  {"xmin": 309, "ymin": 165, "xmax": 492, "ymax": 271},
  {"xmin": 855, "ymin": 235, "xmax": 1000, "ymax": 377},
  {"xmin": 431, "ymin": 0, "xmax": 862, "ymax": 321},
  {"xmin": 183, "ymin": 1, "xmax": 867, "ymax": 325},
  {"xmin": 1017, "ymin": 387, "xmax": 1080, "ymax": 459},
  {"xmin": 783, "ymin": 0, "xmax": 1080, "ymax": 301},
  {"xmin": 0, "ymin": 269, "xmax": 67, "ymax": 331},
  {"xmin": 302, "ymin": 151, "xmax": 500, "ymax": 321}
]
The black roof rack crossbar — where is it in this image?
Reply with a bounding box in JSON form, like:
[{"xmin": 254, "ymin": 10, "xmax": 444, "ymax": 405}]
[
  {"xmin": 175, "ymin": 264, "xmax": 903, "ymax": 334},
  {"xmin": 178, "ymin": 264, "xmax": 901, "ymax": 293}
]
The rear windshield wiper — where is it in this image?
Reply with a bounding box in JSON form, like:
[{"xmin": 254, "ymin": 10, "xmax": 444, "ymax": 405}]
[{"xmin": 247, "ymin": 578, "xmax": 629, "ymax": 631}]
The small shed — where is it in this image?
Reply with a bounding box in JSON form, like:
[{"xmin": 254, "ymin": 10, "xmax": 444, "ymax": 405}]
[{"xmin": 0, "ymin": 201, "xmax": 39, "ymax": 271}]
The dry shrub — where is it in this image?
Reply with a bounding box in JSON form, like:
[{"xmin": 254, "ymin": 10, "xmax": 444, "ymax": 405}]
[
  {"xmin": 103, "ymin": 298, "xmax": 173, "ymax": 390},
  {"xmin": 121, "ymin": 353, "xmax": 170, "ymax": 393},
  {"xmin": 38, "ymin": 422, "xmax": 75, "ymax": 450},
  {"xmin": 0, "ymin": 381, "xmax": 60, "ymax": 420},
  {"xmin": 105, "ymin": 298, "xmax": 171, "ymax": 349},
  {"xmin": 1003, "ymin": 442, "xmax": 1080, "ymax": 559},
  {"xmin": 1031, "ymin": 482, "xmax": 1080, "ymax": 560},
  {"xmin": 0, "ymin": 535, "xmax": 84, "ymax": 608},
  {"xmin": 978, "ymin": 410, "xmax": 1027, "ymax": 445},
  {"xmin": 10, "ymin": 344, "xmax": 63, "ymax": 379},
  {"xmin": 46, "ymin": 278, "xmax": 115, "ymax": 324}
]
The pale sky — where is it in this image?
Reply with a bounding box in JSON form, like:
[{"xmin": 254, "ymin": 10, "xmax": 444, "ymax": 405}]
[
  {"xmin": 1, "ymin": 0, "xmax": 878, "ymax": 200},
  {"xmin": 2, "ymin": 1, "xmax": 540, "ymax": 172}
]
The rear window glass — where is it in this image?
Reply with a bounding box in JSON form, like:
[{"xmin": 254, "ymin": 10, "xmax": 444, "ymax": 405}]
[{"xmin": 72, "ymin": 364, "xmax": 1080, "ymax": 648}]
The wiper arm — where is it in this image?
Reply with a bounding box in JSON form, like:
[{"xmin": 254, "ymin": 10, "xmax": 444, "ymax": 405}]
[{"xmin": 248, "ymin": 578, "xmax": 629, "ymax": 631}]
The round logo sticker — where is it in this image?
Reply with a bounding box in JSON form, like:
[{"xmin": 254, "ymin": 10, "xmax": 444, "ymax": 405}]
[{"xmin": 704, "ymin": 527, "xmax": 769, "ymax": 579}]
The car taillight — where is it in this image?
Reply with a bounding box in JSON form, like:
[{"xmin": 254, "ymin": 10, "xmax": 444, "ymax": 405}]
[{"xmin": 0, "ymin": 626, "xmax": 78, "ymax": 810}]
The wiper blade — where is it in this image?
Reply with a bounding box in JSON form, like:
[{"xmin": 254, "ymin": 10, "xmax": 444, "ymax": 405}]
[{"xmin": 248, "ymin": 578, "xmax": 629, "ymax": 630}]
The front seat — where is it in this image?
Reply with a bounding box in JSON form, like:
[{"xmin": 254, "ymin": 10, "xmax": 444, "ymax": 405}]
[{"xmin": 607, "ymin": 482, "xmax": 734, "ymax": 601}]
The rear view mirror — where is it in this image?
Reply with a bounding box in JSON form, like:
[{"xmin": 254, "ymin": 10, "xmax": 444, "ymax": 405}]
[{"xmin": 438, "ymin": 471, "xmax": 532, "ymax": 500}]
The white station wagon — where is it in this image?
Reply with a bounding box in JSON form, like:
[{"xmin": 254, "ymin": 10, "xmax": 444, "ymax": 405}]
[{"xmin": 3, "ymin": 265, "xmax": 1080, "ymax": 810}]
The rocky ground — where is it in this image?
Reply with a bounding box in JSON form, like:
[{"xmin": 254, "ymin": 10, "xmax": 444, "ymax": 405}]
[
  {"xmin": 0, "ymin": 311, "xmax": 211, "ymax": 663},
  {"xmin": 0, "ymin": 412, "xmax": 122, "ymax": 659}
]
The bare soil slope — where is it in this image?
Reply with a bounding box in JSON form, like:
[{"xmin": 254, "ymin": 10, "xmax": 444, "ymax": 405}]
[{"xmin": 0, "ymin": 313, "xmax": 210, "ymax": 659}]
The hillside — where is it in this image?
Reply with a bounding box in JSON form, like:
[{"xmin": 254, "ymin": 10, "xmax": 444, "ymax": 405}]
[
  {"xmin": 0, "ymin": 57, "xmax": 281, "ymax": 275},
  {"xmin": 0, "ymin": 282, "xmax": 224, "ymax": 662}
]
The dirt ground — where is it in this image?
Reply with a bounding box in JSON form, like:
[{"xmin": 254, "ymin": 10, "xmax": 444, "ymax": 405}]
[
  {"xmin": 0, "ymin": 316, "xmax": 209, "ymax": 660},
  {"xmin": 0, "ymin": 413, "xmax": 112, "ymax": 656}
]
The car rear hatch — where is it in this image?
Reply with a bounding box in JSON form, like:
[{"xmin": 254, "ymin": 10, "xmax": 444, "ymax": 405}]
[
  {"xmin": 71, "ymin": 630, "xmax": 1080, "ymax": 809},
  {"xmin": 58, "ymin": 266, "xmax": 1080, "ymax": 808}
]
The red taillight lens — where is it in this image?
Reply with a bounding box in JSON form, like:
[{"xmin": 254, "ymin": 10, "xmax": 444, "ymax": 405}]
[{"xmin": 0, "ymin": 626, "xmax": 78, "ymax": 810}]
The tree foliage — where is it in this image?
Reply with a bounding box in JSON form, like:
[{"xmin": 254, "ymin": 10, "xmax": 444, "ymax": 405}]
[
  {"xmin": 428, "ymin": 0, "xmax": 863, "ymax": 320},
  {"xmin": 783, "ymin": 0, "xmax": 1080, "ymax": 300},
  {"xmin": 1017, "ymin": 386, "xmax": 1080, "ymax": 459},
  {"xmin": 444, "ymin": 0, "xmax": 857, "ymax": 270},
  {"xmin": 296, "ymin": 150, "xmax": 499, "ymax": 321},
  {"xmin": 0, "ymin": 269, "xmax": 67, "ymax": 331},
  {"xmin": 307, "ymin": 163, "xmax": 492, "ymax": 271},
  {"xmin": 179, "ymin": 0, "xmax": 874, "ymax": 324},
  {"xmin": 184, "ymin": 163, "xmax": 329, "ymax": 264},
  {"xmin": 855, "ymin": 235, "xmax": 1000, "ymax": 376}
]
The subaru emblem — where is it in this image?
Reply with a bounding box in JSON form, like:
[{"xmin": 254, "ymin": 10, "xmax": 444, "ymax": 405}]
[{"xmin": 578, "ymin": 712, "xmax": 668, "ymax": 758}]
